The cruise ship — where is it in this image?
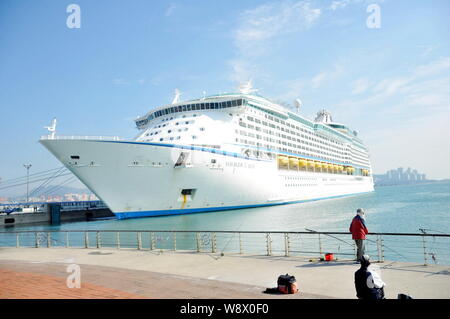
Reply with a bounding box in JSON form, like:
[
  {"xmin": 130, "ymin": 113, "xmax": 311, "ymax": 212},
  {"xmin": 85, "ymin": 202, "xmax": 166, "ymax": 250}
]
[{"xmin": 40, "ymin": 83, "xmax": 374, "ymax": 219}]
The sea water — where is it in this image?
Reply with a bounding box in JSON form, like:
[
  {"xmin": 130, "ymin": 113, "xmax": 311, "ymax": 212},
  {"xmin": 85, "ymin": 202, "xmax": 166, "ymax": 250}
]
[{"xmin": 2, "ymin": 181, "xmax": 450, "ymax": 264}]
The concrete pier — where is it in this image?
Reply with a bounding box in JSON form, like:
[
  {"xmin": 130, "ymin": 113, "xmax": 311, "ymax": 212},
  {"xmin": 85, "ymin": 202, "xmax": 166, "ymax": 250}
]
[{"xmin": 1, "ymin": 248, "xmax": 449, "ymax": 299}]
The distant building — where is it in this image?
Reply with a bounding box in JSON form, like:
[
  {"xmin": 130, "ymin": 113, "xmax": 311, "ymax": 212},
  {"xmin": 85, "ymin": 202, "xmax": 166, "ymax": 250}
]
[{"xmin": 374, "ymin": 167, "xmax": 428, "ymax": 186}]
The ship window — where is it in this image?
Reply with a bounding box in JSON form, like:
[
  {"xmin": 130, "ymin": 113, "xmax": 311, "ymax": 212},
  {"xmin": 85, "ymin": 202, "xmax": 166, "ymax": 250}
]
[
  {"xmin": 187, "ymin": 105, "xmax": 192, "ymax": 111},
  {"xmin": 182, "ymin": 105, "xmax": 187, "ymax": 111},
  {"xmin": 232, "ymin": 100, "xmax": 237, "ymax": 107},
  {"xmin": 70, "ymin": 155, "xmax": 80, "ymax": 159},
  {"xmin": 201, "ymin": 103, "xmax": 205, "ymax": 110}
]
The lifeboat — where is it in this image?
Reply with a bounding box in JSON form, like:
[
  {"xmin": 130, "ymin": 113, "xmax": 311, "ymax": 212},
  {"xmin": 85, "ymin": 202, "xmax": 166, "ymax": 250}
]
[
  {"xmin": 299, "ymin": 159, "xmax": 308, "ymax": 167},
  {"xmin": 289, "ymin": 157, "xmax": 299, "ymax": 169},
  {"xmin": 307, "ymin": 160, "xmax": 315, "ymax": 168},
  {"xmin": 315, "ymin": 162, "xmax": 322, "ymax": 169},
  {"xmin": 278, "ymin": 156, "xmax": 289, "ymax": 168}
]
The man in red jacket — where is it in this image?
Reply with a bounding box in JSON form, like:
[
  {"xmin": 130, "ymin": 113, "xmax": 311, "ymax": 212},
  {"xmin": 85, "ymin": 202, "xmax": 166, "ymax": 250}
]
[{"xmin": 349, "ymin": 208, "xmax": 369, "ymax": 261}]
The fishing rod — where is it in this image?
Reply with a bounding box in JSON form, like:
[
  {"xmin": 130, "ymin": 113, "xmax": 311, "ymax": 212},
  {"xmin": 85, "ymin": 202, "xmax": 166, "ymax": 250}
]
[
  {"xmin": 306, "ymin": 228, "xmax": 410, "ymax": 261},
  {"xmin": 364, "ymin": 237, "xmax": 409, "ymax": 261},
  {"xmin": 305, "ymin": 228, "xmax": 354, "ymax": 247}
]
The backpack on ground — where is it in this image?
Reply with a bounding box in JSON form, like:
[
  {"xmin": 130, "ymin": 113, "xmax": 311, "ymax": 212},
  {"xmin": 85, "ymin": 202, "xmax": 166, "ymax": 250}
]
[{"xmin": 277, "ymin": 274, "xmax": 298, "ymax": 294}]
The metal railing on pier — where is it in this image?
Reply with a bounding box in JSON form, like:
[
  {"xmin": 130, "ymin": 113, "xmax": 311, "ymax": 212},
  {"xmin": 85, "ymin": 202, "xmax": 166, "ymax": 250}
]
[{"xmin": 1, "ymin": 230, "xmax": 449, "ymax": 266}]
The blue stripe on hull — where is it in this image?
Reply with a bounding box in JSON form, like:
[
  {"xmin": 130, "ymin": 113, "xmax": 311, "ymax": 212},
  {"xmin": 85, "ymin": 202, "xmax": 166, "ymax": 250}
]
[{"xmin": 113, "ymin": 191, "xmax": 373, "ymax": 219}]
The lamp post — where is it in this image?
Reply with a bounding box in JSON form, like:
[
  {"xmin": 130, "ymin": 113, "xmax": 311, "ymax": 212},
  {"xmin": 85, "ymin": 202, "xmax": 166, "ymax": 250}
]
[{"xmin": 23, "ymin": 164, "xmax": 32, "ymax": 203}]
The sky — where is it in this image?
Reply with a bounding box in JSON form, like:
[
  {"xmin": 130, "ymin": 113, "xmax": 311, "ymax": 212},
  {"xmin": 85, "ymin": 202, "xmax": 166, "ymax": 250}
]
[{"xmin": 0, "ymin": 0, "xmax": 449, "ymax": 197}]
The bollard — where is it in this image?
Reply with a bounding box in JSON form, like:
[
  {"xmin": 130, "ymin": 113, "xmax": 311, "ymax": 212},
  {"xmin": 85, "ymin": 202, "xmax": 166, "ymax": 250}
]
[
  {"xmin": 150, "ymin": 232, "xmax": 155, "ymax": 250},
  {"xmin": 16, "ymin": 233, "xmax": 20, "ymax": 248},
  {"xmin": 196, "ymin": 233, "xmax": 200, "ymax": 252},
  {"xmin": 318, "ymin": 233, "xmax": 322, "ymax": 257},
  {"xmin": 211, "ymin": 233, "xmax": 217, "ymax": 253},
  {"xmin": 266, "ymin": 233, "xmax": 272, "ymax": 256},
  {"xmin": 376, "ymin": 235, "xmax": 384, "ymax": 263},
  {"xmin": 172, "ymin": 232, "xmax": 176, "ymax": 251},
  {"xmin": 239, "ymin": 233, "xmax": 243, "ymax": 254},
  {"xmin": 284, "ymin": 233, "xmax": 290, "ymax": 257},
  {"xmin": 85, "ymin": 232, "xmax": 89, "ymax": 249},
  {"xmin": 422, "ymin": 236, "xmax": 428, "ymax": 266},
  {"xmin": 66, "ymin": 232, "xmax": 70, "ymax": 248},
  {"xmin": 35, "ymin": 232, "xmax": 39, "ymax": 248},
  {"xmin": 96, "ymin": 231, "xmax": 101, "ymax": 249},
  {"xmin": 137, "ymin": 232, "xmax": 142, "ymax": 250},
  {"xmin": 116, "ymin": 232, "xmax": 120, "ymax": 249},
  {"xmin": 47, "ymin": 232, "xmax": 51, "ymax": 248}
]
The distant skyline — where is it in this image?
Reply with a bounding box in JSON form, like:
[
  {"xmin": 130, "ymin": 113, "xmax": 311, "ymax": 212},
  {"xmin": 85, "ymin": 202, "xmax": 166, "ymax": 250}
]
[{"xmin": 1, "ymin": 0, "xmax": 450, "ymax": 197}]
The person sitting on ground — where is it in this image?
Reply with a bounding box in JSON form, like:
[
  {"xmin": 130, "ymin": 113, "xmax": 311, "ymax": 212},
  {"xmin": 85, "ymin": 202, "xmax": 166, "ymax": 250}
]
[{"xmin": 354, "ymin": 254, "xmax": 386, "ymax": 299}]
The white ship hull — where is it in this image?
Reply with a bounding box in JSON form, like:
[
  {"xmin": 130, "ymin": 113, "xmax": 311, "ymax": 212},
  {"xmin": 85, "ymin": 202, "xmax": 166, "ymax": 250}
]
[{"xmin": 40, "ymin": 139, "xmax": 374, "ymax": 219}]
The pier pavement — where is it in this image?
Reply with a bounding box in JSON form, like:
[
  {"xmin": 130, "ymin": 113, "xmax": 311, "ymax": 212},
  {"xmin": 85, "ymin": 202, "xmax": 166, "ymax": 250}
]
[{"xmin": 0, "ymin": 248, "xmax": 449, "ymax": 299}]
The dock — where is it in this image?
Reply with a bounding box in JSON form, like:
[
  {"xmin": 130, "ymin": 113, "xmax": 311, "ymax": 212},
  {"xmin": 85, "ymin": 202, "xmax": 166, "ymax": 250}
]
[
  {"xmin": 1, "ymin": 247, "xmax": 449, "ymax": 299},
  {"xmin": 0, "ymin": 201, "xmax": 114, "ymax": 227}
]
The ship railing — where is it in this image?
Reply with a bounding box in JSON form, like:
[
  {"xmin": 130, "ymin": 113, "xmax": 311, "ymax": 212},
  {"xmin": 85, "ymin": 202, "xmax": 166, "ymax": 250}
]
[
  {"xmin": 1, "ymin": 230, "xmax": 449, "ymax": 266},
  {"xmin": 40, "ymin": 135, "xmax": 124, "ymax": 141}
]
